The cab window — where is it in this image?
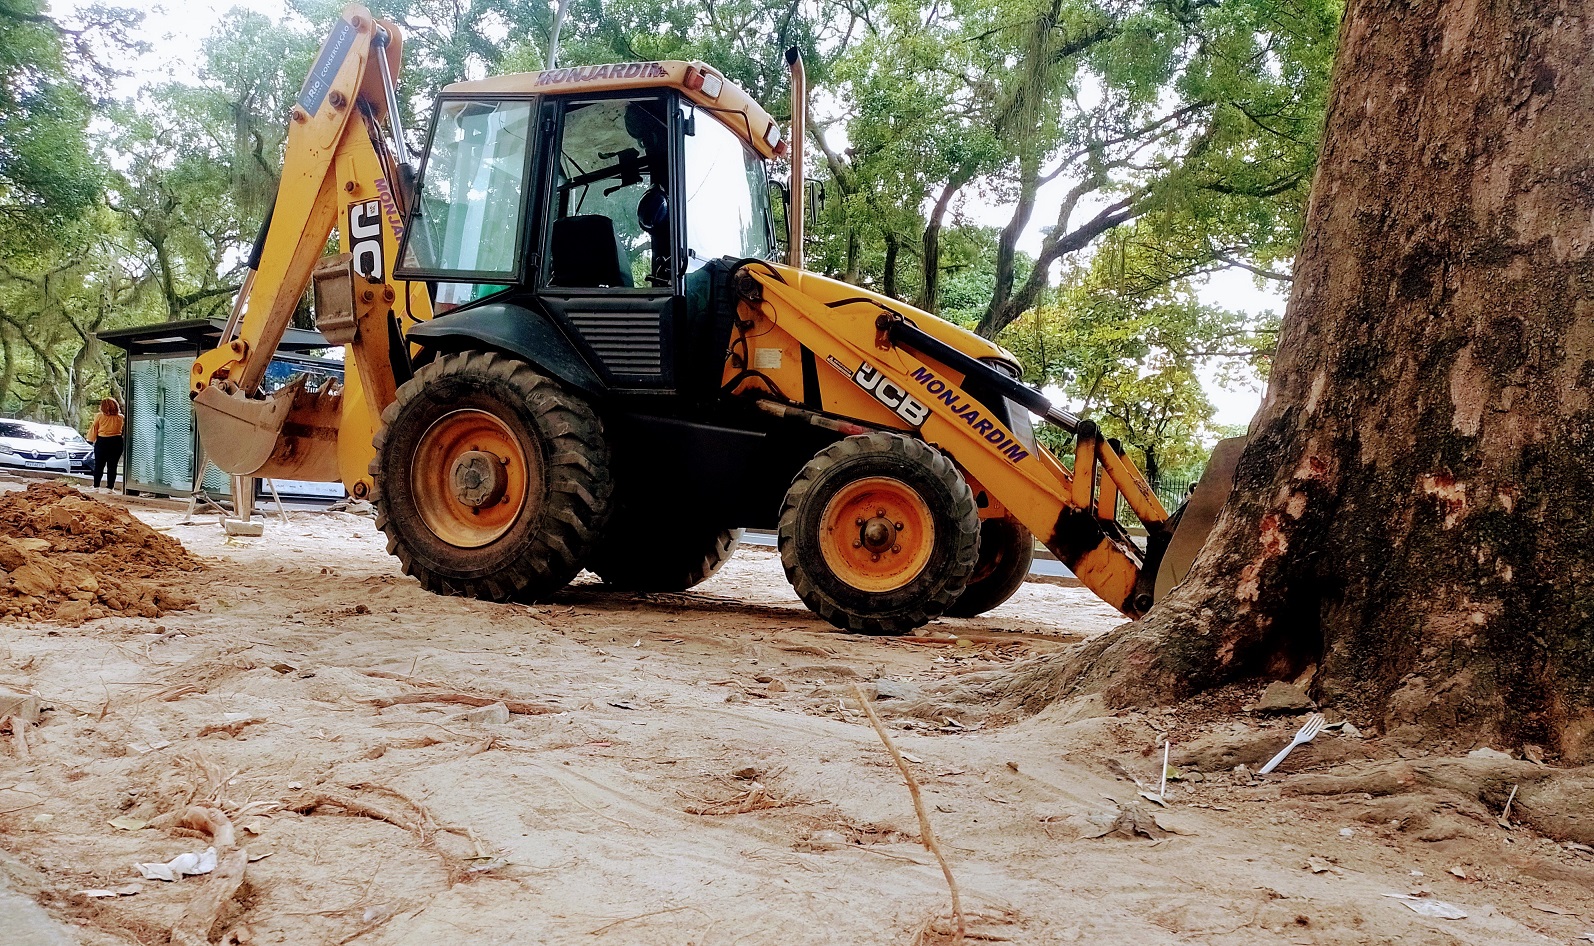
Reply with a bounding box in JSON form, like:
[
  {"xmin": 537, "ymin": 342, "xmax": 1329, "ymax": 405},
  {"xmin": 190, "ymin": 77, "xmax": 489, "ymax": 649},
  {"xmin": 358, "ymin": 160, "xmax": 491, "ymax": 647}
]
[{"xmin": 545, "ymin": 97, "xmax": 671, "ymax": 289}]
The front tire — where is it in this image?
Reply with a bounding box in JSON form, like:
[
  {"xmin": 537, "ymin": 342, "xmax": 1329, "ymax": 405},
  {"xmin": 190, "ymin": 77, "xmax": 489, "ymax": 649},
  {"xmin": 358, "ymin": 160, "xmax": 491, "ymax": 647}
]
[
  {"xmin": 778, "ymin": 432, "xmax": 979, "ymax": 635},
  {"xmin": 370, "ymin": 351, "xmax": 612, "ymax": 601}
]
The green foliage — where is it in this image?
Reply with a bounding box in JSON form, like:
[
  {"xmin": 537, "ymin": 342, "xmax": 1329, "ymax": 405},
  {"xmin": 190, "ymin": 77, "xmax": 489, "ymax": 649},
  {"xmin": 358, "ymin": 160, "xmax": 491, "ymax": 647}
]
[
  {"xmin": 997, "ymin": 262, "xmax": 1276, "ymax": 481},
  {"xmin": 0, "ymin": 0, "xmax": 99, "ymax": 239},
  {"xmin": 0, "ymin": 0, "xmax": 1333, "ymax": 478}
]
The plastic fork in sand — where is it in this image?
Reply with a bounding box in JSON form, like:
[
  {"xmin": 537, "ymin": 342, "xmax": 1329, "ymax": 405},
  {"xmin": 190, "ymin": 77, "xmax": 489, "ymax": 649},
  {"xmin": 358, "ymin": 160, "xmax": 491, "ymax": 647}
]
[{"xmin": 1258, "ymin": 712, "xmax": 1326, "ymax": 775}]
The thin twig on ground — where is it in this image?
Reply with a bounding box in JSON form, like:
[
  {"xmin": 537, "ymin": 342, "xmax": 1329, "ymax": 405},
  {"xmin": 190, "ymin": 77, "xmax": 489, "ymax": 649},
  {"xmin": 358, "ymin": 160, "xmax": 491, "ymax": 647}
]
[
  {"xmin": 851, "ymin": 684, "xmax": 965, "ymax": 945},
  {"xmin": 198, "ymin": 718, "xmax": 267, "ymax": 738},
  {"xmin": 370, "ymin": 691, "xmax": 564, "ymax": 715},
  {"xmin": 683, "ymin": 780, "xmax": 803, "ymax": 816},
  {"xmin": 587, "ymin": 904, "xmax": 697, "ymax": 936},
  {"xmin": 287, "ymin": 792, "xmax": 419, "ymax": 834}
]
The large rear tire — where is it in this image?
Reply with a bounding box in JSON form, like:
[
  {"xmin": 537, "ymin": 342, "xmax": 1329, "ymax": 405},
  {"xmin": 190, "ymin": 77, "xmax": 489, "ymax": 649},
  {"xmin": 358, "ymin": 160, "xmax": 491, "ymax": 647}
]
[
  {"xmin": 370, "ymin": 351, "xmax": 612, "ymax": 602},
  {"xmin": 944, "ymin": 515, "xmax": 1033, "ymax": 618},
  {"xmin": 778, "ymin": 432, "xmax": 979, "ymax": 635},
  {"xmin": 590, "ymin": 507, "xmax": 742, "ymax": 592}
]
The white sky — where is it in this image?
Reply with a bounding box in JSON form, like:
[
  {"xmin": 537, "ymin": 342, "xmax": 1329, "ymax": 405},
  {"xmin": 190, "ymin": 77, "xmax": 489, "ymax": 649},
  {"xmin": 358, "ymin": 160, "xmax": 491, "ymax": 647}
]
[{"xmin": 66, "ymin": 0, "xmax": 1271, "ymax": 428}]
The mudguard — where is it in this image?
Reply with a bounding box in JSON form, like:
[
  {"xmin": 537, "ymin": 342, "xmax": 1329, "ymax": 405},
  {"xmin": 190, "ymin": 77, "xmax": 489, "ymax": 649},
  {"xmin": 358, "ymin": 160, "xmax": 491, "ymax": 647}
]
[{"xmin": 405, "ymin": 302, "xmax": 605, "ymax": 397}]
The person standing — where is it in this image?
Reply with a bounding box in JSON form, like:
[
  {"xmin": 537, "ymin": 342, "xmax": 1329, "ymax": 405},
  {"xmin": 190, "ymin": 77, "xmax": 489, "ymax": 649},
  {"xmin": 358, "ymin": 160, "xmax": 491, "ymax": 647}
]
[{"xmin": 86, "ymin": 398, "xmax": 125, "ymax": 492}]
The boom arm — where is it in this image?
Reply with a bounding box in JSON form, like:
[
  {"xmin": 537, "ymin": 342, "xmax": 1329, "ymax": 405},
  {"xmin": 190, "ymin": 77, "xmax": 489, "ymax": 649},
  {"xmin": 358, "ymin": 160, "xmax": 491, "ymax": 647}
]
[
  {"xmin": 731, "ymin": 264, "xmax": 1172, "ymax": 617},
  {"xmin": 190, "ymin": 3, "xmax": 431, "ymax": 497}
]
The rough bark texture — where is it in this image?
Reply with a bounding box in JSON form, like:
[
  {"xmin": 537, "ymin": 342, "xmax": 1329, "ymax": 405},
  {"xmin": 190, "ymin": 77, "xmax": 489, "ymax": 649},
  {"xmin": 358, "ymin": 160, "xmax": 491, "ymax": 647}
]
[{"xmin": 1019, "ymin": 0, "xmax": 1594, "ymax": 761}]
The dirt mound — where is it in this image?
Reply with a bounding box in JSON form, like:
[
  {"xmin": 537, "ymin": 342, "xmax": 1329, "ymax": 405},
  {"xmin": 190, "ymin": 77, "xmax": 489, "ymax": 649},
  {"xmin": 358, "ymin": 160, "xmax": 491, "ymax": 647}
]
[{"xmin": 0, "ymin": 482, "xmax": 203, "ymax": 624}]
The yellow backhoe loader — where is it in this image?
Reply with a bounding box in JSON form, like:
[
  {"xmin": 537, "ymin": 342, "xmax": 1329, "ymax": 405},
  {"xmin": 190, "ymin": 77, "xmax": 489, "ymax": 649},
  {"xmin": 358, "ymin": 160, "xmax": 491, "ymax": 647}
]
[{"xmin": 191, "ymin": 5, "xmax": 1235, "ymax": 634}]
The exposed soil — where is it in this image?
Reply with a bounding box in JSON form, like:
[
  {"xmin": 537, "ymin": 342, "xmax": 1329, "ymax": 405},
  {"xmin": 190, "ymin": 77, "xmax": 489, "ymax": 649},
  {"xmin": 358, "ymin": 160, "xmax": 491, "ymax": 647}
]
[
  {"xmin": 0, "ymin": 482, "xmax": 201, "ymax": 624},
  {"xmin": 0, "ymin": 476, "xmax": 1591, "ymax": 945}
]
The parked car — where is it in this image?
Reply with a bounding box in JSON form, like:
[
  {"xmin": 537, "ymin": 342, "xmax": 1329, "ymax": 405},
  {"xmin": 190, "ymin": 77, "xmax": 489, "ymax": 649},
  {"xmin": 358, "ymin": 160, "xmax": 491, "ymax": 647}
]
[
  {"xmin": 0, "ymin": 420, "xmax": 72, "ymax": 473},
  {"xmin": 21, "ymin": 421, "xmax": 94, "ymax": 473}
]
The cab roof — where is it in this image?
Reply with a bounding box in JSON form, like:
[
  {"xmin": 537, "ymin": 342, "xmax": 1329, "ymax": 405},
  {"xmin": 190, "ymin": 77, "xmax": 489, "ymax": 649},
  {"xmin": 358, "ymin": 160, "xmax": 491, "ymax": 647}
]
[{"xmin": 443, "ymin": 60, "xmax": 785, "ymax": 160}]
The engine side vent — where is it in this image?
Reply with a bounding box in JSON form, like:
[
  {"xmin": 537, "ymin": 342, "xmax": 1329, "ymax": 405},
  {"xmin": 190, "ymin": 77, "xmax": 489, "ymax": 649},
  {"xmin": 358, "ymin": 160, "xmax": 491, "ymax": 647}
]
[{"xmin": 566, "ymin": 310, "xmax": 663, "ymax": 379}]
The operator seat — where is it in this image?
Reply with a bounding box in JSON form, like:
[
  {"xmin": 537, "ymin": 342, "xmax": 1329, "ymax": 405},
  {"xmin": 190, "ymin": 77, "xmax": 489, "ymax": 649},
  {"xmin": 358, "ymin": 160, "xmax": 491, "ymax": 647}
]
[{"xmin": 549, "ymin": 215, "xmax": 634, "ymax": 288}]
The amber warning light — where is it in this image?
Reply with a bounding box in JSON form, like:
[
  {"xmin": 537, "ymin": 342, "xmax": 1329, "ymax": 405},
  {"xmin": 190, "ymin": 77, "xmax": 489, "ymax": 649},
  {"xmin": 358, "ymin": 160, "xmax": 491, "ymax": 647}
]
[{"xmin": 683, "ymin": 66, "xmax": 723, "ymax": 99}]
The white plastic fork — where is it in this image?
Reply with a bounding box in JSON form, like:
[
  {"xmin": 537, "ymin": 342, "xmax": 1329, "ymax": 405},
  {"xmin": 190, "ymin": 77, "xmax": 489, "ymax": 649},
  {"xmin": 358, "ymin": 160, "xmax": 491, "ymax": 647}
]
[{"xmin": 1258, "ymin": 712, "xmax": 1326, "ymax": 775}]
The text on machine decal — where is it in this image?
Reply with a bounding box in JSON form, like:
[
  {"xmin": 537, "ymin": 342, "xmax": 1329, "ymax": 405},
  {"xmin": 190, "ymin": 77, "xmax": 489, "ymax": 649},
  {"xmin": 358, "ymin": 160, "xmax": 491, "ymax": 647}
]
[
  {"xmin": 348, "ymin": 200, "xmax": 383, "ymax": 280},
  {"xmin": 535, "ymin": 63, "xmax": 671, "ymax": 86},
  {"xmin": 908, "ymin": 367, "xmax": 1030, "ymax": 462},
  {"xmin": 852, "ymin": 362, "xmax": 930, "ymax": 426}
]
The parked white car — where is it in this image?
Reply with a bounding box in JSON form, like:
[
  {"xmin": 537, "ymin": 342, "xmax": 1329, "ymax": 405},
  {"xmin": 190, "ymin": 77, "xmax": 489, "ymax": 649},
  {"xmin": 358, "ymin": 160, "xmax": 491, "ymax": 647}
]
[
  {"xmin": 0, "ymin": 419, "xmax": 73, "ymax": 473},
  {"xmin": 20, "ymin": 421, "xmax": 94, "ymax": 473}
]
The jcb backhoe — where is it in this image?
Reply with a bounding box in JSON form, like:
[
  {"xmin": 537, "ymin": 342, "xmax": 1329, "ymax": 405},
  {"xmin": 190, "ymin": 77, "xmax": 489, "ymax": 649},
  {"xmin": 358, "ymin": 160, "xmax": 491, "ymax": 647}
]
[{"xmin": 191, "ymin": 5, "xmax": 1235, "ymax": 634}]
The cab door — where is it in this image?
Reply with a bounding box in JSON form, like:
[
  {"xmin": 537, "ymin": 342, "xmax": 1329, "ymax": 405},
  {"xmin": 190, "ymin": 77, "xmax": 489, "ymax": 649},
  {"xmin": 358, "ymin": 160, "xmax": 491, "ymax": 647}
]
[{"xmin": 532, "ymin": 93, "xmax": 679, "ymax": 393}]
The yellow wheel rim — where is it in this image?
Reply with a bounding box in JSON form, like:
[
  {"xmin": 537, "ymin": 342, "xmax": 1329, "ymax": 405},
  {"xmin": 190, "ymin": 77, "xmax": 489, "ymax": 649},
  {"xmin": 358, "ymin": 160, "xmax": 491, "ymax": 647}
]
[
  {"xmin": 818, "ymin": 476, "xmax": 935, "ymax": 593},
  {"xmin": 411, "ymin": 409, "xmax": 534, "ymax": 549}
]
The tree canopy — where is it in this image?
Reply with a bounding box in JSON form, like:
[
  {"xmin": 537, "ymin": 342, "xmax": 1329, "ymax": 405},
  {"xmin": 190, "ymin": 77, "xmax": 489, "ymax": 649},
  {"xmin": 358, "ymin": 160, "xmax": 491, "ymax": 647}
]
[{"xmin": 0, "ymin": 0, "xmax": 1337, "ymax": 476}]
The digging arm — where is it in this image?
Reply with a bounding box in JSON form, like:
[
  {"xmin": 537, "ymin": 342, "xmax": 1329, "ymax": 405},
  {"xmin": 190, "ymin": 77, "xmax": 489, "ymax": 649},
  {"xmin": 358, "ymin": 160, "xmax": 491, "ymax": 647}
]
[
  {"xmin": 189, "ymin": 3, "xmax": 431, "ymax": 493},
  {"xmin": 742, "ymin": 265, "xmax": 1172, "ymax": 616}
]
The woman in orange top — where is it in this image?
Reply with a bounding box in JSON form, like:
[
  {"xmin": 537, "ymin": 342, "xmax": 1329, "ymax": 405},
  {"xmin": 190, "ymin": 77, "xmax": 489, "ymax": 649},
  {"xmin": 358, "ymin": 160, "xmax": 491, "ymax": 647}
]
[{"xmin": 86, "ymin": 398, "xmax": 125, "ymax": 492}]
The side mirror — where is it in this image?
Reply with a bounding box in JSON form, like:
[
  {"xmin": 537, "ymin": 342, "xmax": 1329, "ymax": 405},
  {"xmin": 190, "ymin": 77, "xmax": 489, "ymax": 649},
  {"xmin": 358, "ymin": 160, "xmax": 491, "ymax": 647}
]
[
  {"xmin": 805, "ymin": 180, "xmax": 826, "ymax": 229},
  {"xmin": 637, "ymin": 186, "xmax": 668, "ymax": 233}
]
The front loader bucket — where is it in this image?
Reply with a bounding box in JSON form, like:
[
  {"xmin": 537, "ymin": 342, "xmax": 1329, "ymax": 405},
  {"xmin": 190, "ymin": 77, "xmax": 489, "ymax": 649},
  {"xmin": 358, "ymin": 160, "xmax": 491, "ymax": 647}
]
[
  {"xmin": 1152, "ymin": 435, "xmax": 1249, "ymax": 600},
  {"xmin": 193, "ymin": 376, "xmax": 344, "ymax": 483}
]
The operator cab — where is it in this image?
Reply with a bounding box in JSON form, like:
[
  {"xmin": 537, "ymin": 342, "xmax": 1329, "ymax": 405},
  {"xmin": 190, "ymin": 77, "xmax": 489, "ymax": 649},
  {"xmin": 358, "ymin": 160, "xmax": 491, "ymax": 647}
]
[{"xmin": 395, "ymin": 65, "xmax": 778, "ymax": 399}]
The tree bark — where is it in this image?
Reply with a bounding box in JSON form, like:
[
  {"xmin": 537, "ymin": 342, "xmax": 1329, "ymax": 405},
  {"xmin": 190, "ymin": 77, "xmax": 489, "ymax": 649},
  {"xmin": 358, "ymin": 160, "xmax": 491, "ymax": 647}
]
[
  {"xmin": 988, "ymin": 150, "xmax": 1042, "ymax": 326},
  {"xmin": 882, "ymin": 233, "xmax": 900, "ymax": 301},
  {"xmin": 916, "ymin": 161, "xmax": 977, "ymax": 313},
  {"xmin": 1008, "ymin": 0, "xmax": 1594, "ymax": 761}
]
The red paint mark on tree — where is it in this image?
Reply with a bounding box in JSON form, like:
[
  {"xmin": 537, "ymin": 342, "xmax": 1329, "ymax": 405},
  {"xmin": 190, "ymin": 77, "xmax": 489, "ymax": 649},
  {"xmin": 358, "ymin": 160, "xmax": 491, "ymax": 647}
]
[{"xmin": 1420, "ymin": 472, "xmax": 1468, "ymax": 529}]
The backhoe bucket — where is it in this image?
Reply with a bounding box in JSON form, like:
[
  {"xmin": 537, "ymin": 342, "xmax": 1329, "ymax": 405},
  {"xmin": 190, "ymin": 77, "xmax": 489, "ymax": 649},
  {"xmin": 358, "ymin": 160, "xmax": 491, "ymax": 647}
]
[
  {"xmin": 192, "ymin": 376, "xmax": 344, "ymax": 483},
  {"xmin": 1152, "ymin": 435, "xmax": 1248, "ymax": 600}
]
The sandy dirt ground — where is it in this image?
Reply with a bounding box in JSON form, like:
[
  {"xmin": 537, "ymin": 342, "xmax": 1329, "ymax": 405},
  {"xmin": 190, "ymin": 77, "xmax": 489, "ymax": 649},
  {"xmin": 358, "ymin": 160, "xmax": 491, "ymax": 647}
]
[{"xmin": 1, "ymin": 477, "xmax": 1592, "ymax": 946}]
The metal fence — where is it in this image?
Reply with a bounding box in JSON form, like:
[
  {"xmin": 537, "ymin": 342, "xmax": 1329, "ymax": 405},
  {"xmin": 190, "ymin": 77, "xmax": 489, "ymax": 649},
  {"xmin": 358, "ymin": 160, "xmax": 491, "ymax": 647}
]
[
  {"xmin": 1114, "ymin": 471, "xmax": 1201, "ymax": 527},
  {"xmin": 1152, "ymin": 473, "xmax": 1200, "ymax": 512}
]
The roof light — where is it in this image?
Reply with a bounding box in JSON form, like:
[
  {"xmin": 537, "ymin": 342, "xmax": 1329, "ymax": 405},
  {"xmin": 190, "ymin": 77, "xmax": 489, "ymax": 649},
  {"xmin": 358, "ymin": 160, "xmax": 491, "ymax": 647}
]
[
  {"xmin": 699, "ymin": 72, "xmax": 723, "ymax": 98},
  {"xmin": 683, "ymin": 66, "xmax": 704, "ymax": 91},
  {"xmin": 764, "ymin": 121, "xmax": 781, "ymax": 149}
]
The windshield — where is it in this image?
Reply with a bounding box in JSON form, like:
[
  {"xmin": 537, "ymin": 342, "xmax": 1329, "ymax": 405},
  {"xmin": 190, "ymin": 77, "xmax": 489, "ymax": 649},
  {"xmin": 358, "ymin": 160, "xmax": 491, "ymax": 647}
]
[
  {"xmin": 399, "ymin": 99, "xmax": 534, "ymax": 281},
  {"xmin": 681, "ymin": 104, "xmax": 772, "ymax": 269},
  {"xmin": 0, "ymin": 421, "xmax": 41, "ymax": 440}
]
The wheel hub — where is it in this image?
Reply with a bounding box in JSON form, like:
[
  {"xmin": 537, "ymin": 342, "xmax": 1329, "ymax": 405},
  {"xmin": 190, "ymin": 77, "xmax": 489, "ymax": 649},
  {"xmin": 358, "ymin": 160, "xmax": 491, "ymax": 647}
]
[
  {"xmin": 450, "ymin": 450, "xmax": 507, "ymax": 508},
  {"xmin": 860, "ymin": 516, "xmax": 897, "ymax": 551},
  {"xmin": 411, "ymin": 408, "xmax": 534, "ymax": 549},
  {"xmin": 819, "ymin": 477, "xmax": 934, "ymax": 593}
]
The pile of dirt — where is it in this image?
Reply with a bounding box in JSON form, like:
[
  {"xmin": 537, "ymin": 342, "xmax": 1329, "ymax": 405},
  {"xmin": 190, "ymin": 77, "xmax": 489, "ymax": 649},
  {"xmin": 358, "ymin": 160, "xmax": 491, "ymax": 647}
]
[{"xmin": 0, "ymin": 482, "xmax": 203, "ymax": 624}]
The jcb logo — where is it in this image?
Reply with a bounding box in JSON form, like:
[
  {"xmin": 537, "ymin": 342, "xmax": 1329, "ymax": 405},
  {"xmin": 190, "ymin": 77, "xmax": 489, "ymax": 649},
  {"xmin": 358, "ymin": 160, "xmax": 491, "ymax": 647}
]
[
  {"xmin": 348, "ymin": 200, "xmax": 383, "ymax": 280},
  {"xmin": 853, "ymin": 362, "xmax": 930, "ymax": 427}
]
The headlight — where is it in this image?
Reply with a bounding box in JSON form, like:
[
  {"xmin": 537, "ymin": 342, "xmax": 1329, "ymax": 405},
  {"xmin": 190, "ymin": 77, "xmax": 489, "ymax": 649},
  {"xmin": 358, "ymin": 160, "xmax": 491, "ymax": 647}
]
[{"xmin": 0, "ymin": 444, "xmax": 16, "ymax": 455}]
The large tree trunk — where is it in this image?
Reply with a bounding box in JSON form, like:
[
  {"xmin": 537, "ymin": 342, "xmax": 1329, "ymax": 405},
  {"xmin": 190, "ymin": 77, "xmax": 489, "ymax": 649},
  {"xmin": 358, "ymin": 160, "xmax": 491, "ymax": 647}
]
[
  {"xmin": 882, "ymin": 233, "xmax": 901, "ymax": 301},
  {"xmin": 1008, "ymin": 0, "xmax": 1594, "ymax": 762}
]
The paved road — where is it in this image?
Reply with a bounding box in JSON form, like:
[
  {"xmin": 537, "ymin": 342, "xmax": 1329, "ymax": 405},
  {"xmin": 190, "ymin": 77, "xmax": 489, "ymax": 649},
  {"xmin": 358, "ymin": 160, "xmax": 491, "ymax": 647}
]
[{"xmin": 739, "ymin": 530, "xmax": 1076, "ymax": 579}]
